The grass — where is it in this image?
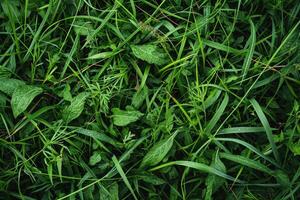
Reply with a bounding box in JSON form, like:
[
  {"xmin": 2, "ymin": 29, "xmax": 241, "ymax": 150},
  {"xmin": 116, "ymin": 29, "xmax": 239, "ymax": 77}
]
[{"xmin": 0, "ymin": 0, "xmax": 300, "ymax": 199}]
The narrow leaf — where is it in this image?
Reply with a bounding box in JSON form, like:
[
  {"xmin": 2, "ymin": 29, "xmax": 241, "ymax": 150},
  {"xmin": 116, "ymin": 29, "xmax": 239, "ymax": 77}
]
[
  {"xmin": 150, "ymin": 160, "xmax": 244, "ymax": 183},
  {"xmin": 56, "ymin": 156, "xmax": 63, "ymax": 182},
  {"xmin": 112, "ymin": 156, "xmax": 138, "ymax": 200},
  {"xmin": 205, "ymin": 94, "xmax": 229, "ymax": 134},
  {"xmin": 242, "ymin": 19, "xmax": 256, "ymax": 80},
  {"xmin": 215, "ymin": 137, "xmax": 280, "ymax": 168},
  {"xmin": 250, "ymin": 98, "xmax": 280, "ymax": 163},
  {"xmin": 87, "ymin": 51, "xmax": 115, "ymax": 60},
  {"xmin": 205, "ymin": 153, "xmax": 226, "ymax": 200},
  {"xmin": 219, "ymin": 127, "xmax": 276, "ymax": 135},
  {"xmin": 219, "ymin": 152, "xmax": 274, "ymax": 175}
]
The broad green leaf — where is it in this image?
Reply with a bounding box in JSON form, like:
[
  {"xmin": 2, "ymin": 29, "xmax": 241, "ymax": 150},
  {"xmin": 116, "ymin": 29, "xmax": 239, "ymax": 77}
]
[
  {"xmin": 131, "ymin": 44, "xmax": 169, "ymax": 65},
  {"xmin": 253, "ymin": 74, "xmax": 280, "ymax": 89},
  {"xmin": 141, "ymin": 133, "xmax": 177, "ymax": 167},
  {"xmin": 11, "ymin": 85, "xmax": 43, "ymax": 118},
  {"xmin": 58, "ymin": 84, "xmax": 72, "ymax": 102},
  {"xmin": 112, "ymin": 108, "xmax": 143, "ymax": 126},
  {"xmin": 89, "ymin": 151, "xmax": 102, "ymax": 166},
  {"xmin": 161, "ymin": 107, "xmax": 174, "ymax": 133},
  {"xmin": 274, "ymin": 131, "xmax": 284, "ymax": 143},
  {"xmin": 0, "ymin": 78, "xmax": 25, "ymax": 96},
  {"xmin": 62, "ymin": 92, "xmax": 89, "ymax": 123}
]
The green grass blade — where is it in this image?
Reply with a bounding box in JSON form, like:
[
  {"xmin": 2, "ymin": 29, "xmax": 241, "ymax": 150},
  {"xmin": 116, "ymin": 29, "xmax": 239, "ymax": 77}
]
[
  {"xmin": 112, "ymin": 155, "xmax": 138, "ymax": 200},
  {"xmin": 242, "ymin": 19, "xmax": 256, "ymax": 80},
  {"xmin": 150, "ymin": 160, "xmax": 245, "ymax": 183},
  {"xmin": 218, "ymin": 127, "xmax": 277, "ymax": 135},
  {"xmin": 24, "ymin": 1, "xmax": 52, "ymax": 61},
  {"xmin": 215, "ymin": 137, "xmax": 280, "ymax": 168},
  {"xmin": 219, "ymin": 152, "xmax": 274, "ymax": 175},
  {"xmin": 205, "ymin": 94, "xmax": 229, "ymax": 134},
  {"xmin": 250, "ymin": 98, "xmax": 280, "ymax": 163}
]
